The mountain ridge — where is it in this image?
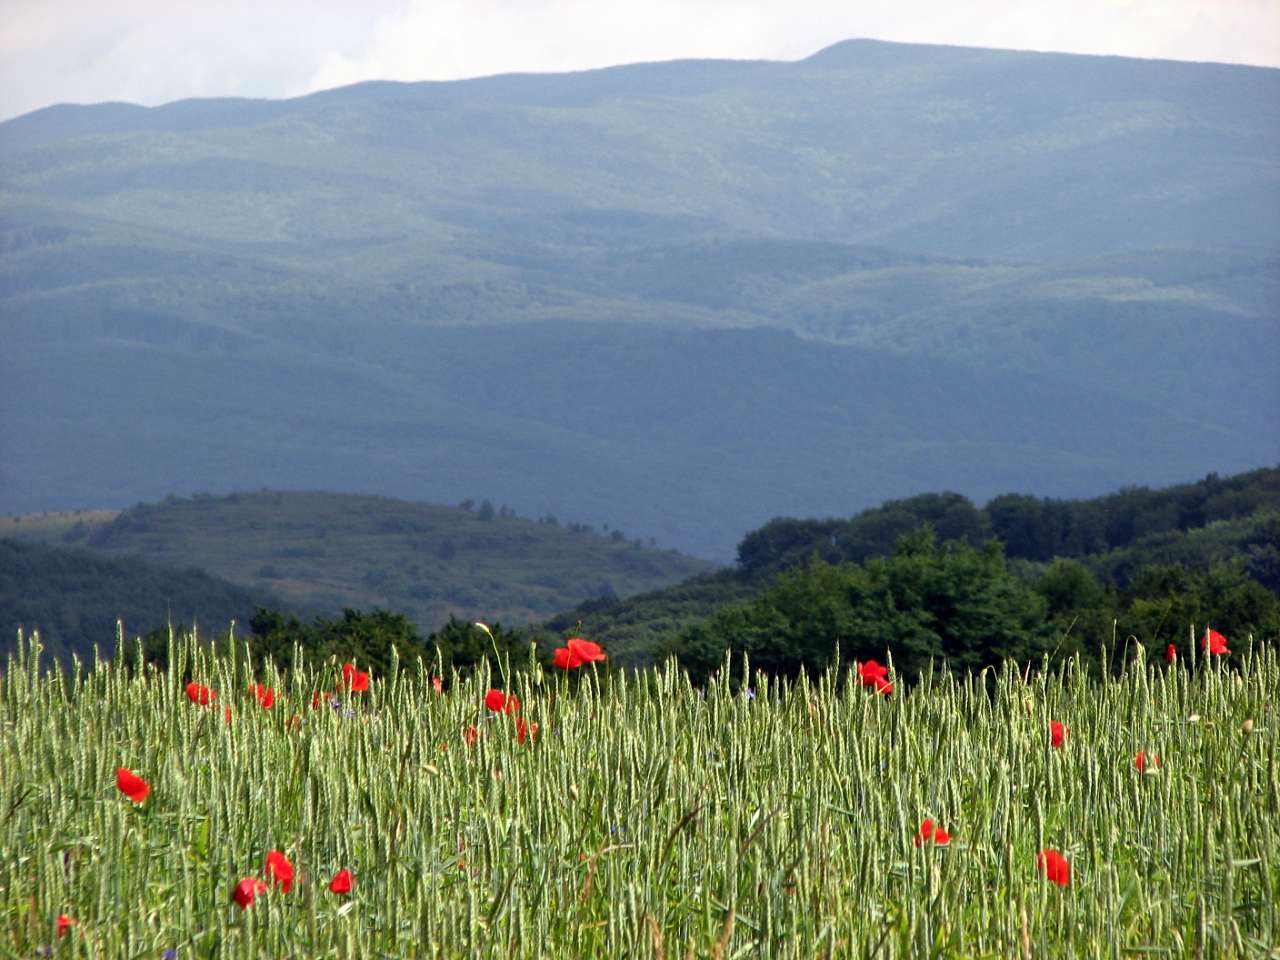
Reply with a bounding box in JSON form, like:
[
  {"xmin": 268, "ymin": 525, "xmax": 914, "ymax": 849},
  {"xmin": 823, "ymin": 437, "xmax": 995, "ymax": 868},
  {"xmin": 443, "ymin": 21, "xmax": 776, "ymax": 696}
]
[{"xmin": 9, "ymin": 37, "xmax": 1279, "ymax": 134}]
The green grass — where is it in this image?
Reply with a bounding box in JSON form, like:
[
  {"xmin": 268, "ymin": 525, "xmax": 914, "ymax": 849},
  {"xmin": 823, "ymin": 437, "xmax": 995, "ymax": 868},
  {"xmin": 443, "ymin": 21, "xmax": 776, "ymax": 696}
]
[{"xmin": 2, "ymin": 631, "xmax": 1277, "ymax": 957}]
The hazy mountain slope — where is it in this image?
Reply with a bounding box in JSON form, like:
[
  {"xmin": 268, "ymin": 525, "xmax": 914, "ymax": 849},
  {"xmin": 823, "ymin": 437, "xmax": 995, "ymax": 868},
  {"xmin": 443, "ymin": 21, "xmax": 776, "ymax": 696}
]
[
  {"xmin": 50, "ymin": 491, "xmax": 717, "ymax": 628},
  {"xmin": 4, "ymin": 40, "xmax": 1276, "ymax": 260},
  {"xmin": 4, "ymin": 320, "xmax": 1269, "ymax": 559},
  {"xmin": 1, "ymin": 40, "xmax": 1277, "ymax": 558}
]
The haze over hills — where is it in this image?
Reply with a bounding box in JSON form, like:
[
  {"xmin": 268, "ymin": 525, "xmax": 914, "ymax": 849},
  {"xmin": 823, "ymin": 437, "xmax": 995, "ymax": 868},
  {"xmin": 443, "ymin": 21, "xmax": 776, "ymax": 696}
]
[{"xmin": 2, "ymin": 39, "xmax": 1277, "ymax": 558}]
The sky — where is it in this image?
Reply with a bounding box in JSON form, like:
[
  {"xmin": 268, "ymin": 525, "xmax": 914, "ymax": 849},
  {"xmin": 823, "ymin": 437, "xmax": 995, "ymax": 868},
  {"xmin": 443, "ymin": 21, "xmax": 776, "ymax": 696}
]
[{"xmin": 1, "ymin": 0, "xmax": 1278, "ymax": 122}]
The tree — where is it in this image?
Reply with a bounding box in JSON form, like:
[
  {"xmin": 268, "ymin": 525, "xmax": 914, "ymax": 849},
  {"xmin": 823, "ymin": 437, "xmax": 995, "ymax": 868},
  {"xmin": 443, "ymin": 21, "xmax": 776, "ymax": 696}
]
[
  {"xmin": 245, "ymin": 606, "xmax": 429, "ymax": 677},
  {"xmin": 735, "ymin": 517, "xmax": 839, "ymax": 578},
  {"xmin": 1032, "ymin": 558, "xmax": 1112, "ymax": 658},
  {"xmin": 670, "ymin": 526, "xmax": 1053, "ymax": 684},
  {"xmin": 426, "ymin": 616, "xmax": 529, "ymax": 676}
]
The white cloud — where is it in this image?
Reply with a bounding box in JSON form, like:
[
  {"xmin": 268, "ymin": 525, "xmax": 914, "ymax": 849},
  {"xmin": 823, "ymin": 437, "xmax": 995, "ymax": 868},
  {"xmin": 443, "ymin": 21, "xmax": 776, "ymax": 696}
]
[{"xmin": 1, "ymin": 0, "xmax": 1277, "ymax": 122}]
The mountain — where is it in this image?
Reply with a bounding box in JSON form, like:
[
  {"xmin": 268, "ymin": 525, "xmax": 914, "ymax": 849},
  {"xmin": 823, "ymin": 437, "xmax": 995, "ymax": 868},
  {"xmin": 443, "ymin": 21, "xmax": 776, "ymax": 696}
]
[
  {"xmin": 2, "ymin": 491, "xmax": 716, "ymax": 630},
  {"xmin": 2, "ymin": 40, "xmax": 1277, "ymax": 559}
]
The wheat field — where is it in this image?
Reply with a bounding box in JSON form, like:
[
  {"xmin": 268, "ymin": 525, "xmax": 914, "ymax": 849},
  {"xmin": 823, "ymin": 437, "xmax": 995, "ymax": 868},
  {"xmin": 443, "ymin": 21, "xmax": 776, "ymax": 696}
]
[{"xmin": 2, "ymin": 630, "xmax": 1277, "ymax": 958}]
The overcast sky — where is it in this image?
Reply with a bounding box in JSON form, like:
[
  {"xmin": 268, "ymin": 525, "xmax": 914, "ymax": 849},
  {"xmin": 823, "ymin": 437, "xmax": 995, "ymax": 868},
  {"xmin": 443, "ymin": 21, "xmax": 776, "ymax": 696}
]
[{"xmin": 2, "ymin": 0, "xmax": 1277, "ymax": 122}]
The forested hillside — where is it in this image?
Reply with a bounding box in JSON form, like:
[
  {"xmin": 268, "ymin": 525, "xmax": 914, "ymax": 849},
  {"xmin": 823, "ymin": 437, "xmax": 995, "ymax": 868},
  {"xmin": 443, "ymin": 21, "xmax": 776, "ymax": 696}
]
[
  {"xmin": 0, "ymin": 539, "xmax": 278, "ymax": 663},
  {"xmin": 732, "ymin": 467, "xmax": 1280, "ymax": 579},
  {"xmin": 540, "ymin": 467, "xmax": 1280, "ymax": 672}
]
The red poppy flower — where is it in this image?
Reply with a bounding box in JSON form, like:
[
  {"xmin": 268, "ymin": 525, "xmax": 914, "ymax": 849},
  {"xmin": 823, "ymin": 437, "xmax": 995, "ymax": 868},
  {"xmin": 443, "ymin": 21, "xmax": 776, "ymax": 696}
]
[
  {"xmin": 1049, "ymin": 721, "xmax": 1066, "ymax": 748},
  {"xmin": 232, "ymin": 876, "xmax": 267, "ymax": 909},
  {"xmin": 249, "ymin": 683, "xmax": 275, "ymax": 709},
  {"xmin": 515, "ymin": 717, "xmax": 539, "ymax": 744},
  {"xmin": 432, "ymin": 676, "xmax": 444, "ymax": 695},
  {"xmin": 329, "ymin": 868, "xmax": 352, "ymax": 895},
  {"xmin": 553, "ymin": 637, "xmax": 607, "ymax": 669},
  {"xmin": 56, "ymin": 915, "xmax": 75, "ymax": 938},
  {"xmin": 115, "ymin": 767, "xmax": 149, "ymax": 804},
  {"xmin": 1135, "ymin": 751, "xmax": 1161, "ymax": 772},
  {"xmin": 1165, "ymin": 643, "xmax": 1177, "ymax": 664},
  {"xmin": 1202, "ymin": 628, "xmax": 1229, "ymax": 655},
  {"xmin": 224, "ymin": 706, "xmax": 233, "ymax": 724},
  {"xmin": 914, "ymin": 818, "xmax": 951, "ymax": 846},
  {"xmin": 463, "ymin": 725, "xmax": 480, "ymax": 746},
  {"xmin": 1037, "ymin": 849, "xmax": 1070, "ymax": 886},
  {"xmin": 265, "ymin": 850, "xmax": 294, "ymax": 892},
  {"xmin": 342, "ymin": 663, "xmax": 370, "ymax": 692},
  {"xmin": 185, "ymin": 682, "xmax": 216, "ymax": 706},
  {"xmin": 914, "ymin": 818, "xmax": 932, "ymax": 847},
  {"xmin": 566, "ymin": 637, "xmax": 606, "ymax": 663},
  {"xmin": 483, "ymin": 690, "xmax": 520, "ymax": 714},
  {"xmin": 858, "ymin": 660, "xmax": 892, "ymax": 695}
]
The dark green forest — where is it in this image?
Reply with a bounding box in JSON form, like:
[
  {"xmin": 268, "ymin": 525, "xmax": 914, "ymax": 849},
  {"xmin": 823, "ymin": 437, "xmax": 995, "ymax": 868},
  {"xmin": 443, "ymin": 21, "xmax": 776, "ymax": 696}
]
[
  {"xmin": 540, "ymin": 466, "xmax": 1280, "ymax": 678},
  {"xmin": 0, "ymin": 539, "xmax": 276, "ymax": 665}
]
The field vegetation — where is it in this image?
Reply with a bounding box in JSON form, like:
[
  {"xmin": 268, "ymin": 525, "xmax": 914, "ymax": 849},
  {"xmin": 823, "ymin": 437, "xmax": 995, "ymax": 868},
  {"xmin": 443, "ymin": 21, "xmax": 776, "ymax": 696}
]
[{"xmin": 1, "ymin": 629, "xmax": 1276, "ymax": 957}]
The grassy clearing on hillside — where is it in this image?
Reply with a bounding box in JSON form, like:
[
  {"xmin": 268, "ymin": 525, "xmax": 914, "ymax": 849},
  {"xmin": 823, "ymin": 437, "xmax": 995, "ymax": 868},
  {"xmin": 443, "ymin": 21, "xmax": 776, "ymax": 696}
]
[
  {"xmin": 1, "ymin": 631, "xmax": 1277, "ymax": 958},
  {"xmin": 2, "ymin": 509, "xmax": 119, "ymax": 543}
]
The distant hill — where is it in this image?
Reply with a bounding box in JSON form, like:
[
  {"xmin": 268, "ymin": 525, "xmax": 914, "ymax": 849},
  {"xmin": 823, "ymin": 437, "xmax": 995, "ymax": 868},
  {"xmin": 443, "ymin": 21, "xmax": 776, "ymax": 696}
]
[
  {"xmin": 4, "ymin": 491, "xmax": 717, "ymax": 631},
  {"xmin": 1, "ymin": 40, "xmax": 1277, "ymax": 557},
  {"xmin": 0, "ymin": 538, "xmax": 277, "ymax": 663},
  {"xmin": 542, "ymin": 466, "xmax": 1280, "ymax": 662}
]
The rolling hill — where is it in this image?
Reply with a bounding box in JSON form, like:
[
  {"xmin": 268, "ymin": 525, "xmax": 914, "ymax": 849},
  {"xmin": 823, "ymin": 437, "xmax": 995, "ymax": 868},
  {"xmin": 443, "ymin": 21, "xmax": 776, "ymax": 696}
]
[
  {"xmin": 2, "ymin": 39, "xmax": 1277, "ymax": 558},
  {"xmin": 2, "ymin": 491, "xmax": 716, "ymax": 633}
]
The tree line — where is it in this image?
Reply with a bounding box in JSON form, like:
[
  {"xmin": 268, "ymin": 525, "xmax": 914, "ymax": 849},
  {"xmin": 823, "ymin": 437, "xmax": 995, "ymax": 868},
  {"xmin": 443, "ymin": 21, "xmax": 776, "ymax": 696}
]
[{"xmin": 133, "ymin": 522, "xmax": 1277, "ymax": 689}]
